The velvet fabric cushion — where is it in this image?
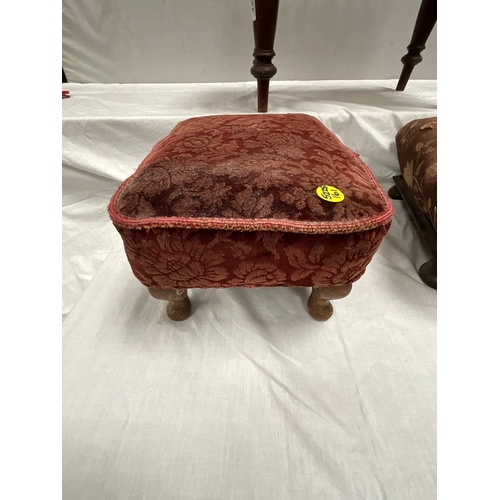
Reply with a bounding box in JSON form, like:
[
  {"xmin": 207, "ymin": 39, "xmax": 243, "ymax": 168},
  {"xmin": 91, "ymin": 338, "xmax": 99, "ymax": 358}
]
[
  {"xmin": 395, "ymin": 117, "xmax": 437, "ymax": 230},
  {"xmin": 109, "ymin": 114, "xmax": 393, "ymax": 290}
]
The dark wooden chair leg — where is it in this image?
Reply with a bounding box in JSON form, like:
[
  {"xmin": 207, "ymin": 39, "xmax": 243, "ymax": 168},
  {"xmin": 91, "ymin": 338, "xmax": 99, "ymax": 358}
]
[
  {"xmin": 307, "ymin": 284, "xmax": 352, "ymax": 321},
  {"xmin": 396, "ymin": 0, "xmax": 437, "ymax": 91},
  {"xmin": 250, "ymin": 0, "xmax": 280, "ymax": 112},
  {"xmin": 148, "ymin": 288, "xmax": 191, "ymax": 321}
]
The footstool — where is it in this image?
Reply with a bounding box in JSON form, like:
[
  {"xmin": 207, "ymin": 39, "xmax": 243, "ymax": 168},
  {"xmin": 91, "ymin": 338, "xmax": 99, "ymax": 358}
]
[
  {"xmin": 108, "ymin": 114, "xmax": 393, "ymax": 321},
  {"xmin": 388, "ymin": 117, "xmax": 437, "ymax": 289}
]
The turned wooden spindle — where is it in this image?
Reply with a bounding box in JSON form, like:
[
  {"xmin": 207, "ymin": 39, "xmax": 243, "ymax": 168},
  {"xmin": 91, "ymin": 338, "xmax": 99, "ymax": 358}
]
[
  {"xmin": 250, "ymin": 0, "xmax": 280, "ymax": 112},
  {"xmin": 148, "ymin": 288, "xmax": 191, "ymax": 321},
  {"xmin": 307, "ymin": 284, "xmax": 352, "ymax": 322},
  {"xmin": 396, "ymin": 0, "xmax": 437, "ymax": 91}
]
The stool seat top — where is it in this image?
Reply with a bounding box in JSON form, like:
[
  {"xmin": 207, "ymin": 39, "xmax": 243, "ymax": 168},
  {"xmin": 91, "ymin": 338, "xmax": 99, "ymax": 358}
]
[{"xmin": 109, "ymin": 114, "xmax": 393, "ymax": 235}]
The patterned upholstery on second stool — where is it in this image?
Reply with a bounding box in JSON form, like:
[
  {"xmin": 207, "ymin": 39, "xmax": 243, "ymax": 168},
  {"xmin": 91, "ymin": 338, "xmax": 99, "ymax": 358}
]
[
  {"xmin": 396, "ymin": 117, "xmax": 437, "ymax": 230},
  {"xmin": 389, "ymin": 116, "xmax": 437, "ymax": 289}
]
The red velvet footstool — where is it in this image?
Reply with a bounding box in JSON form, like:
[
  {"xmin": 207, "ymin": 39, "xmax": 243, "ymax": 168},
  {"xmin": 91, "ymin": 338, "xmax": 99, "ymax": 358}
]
[{"xmin": 108, "ymin": 114, "xmax": 393, "ymax": 321}]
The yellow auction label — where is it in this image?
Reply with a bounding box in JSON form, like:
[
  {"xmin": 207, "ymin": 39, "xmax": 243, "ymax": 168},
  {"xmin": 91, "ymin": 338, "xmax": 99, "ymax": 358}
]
[{"xmin": 316, "ymin": 185, "xmax": 345, "ymax": 202}]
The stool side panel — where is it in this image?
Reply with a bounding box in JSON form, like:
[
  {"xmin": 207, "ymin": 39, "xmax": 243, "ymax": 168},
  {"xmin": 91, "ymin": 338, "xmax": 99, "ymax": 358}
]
[{"xmin": 115, "ymin": 224, "xmax": 390, "ymax": 290}]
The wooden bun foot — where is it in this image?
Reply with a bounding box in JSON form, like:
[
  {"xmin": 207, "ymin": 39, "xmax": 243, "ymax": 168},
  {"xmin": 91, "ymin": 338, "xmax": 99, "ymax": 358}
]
[
  {"xmin": 307, "ymin": 284, "xmax": 352, "ymax": 321},
  {"xmin": 148, "ymin": 288, "xmax": 192, "ymax": 321}
]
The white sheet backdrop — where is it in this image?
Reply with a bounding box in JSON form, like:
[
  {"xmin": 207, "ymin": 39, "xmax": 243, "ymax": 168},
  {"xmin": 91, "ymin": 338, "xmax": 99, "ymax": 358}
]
[
  {"xmin": 62, "ymin": 0, "xmax": 437, "ymax": 84},
  {"xmin": 62, "ymin": 80, "xmax": 437, "ymax": 500}
]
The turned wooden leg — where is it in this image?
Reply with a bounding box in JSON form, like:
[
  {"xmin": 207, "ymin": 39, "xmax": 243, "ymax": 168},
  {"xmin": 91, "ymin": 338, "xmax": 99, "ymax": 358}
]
[
  {"xmin": 250, "ymin": 0, "xmax": 280, "ymax": 112},
  {"xmin": 396, "ymin": 0, "xmax": 437, "ymax": 91},
  {"xmin": 388, "ymin": 184, "xmax": 403, "ymax": 200},
  {"xmin": 307, "ymin": 284, "xmax": 352, "ymax": 322},
  {"xmin": 148, "ymin": 288, "xmax": 191, "ymax": 321}
]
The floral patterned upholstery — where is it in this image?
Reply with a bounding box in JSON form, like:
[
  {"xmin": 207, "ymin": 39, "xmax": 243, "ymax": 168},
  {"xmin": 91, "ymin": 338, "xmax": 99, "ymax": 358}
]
[
  {"xmin": 395, "ymin": 117, "xmax": 437, "ymax": 230},
  {"xmin": 109, "ymin": 114, "xmax": 393, "ymax": 290}
]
